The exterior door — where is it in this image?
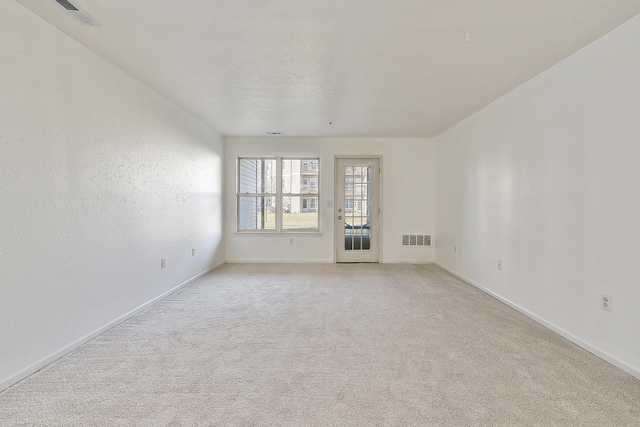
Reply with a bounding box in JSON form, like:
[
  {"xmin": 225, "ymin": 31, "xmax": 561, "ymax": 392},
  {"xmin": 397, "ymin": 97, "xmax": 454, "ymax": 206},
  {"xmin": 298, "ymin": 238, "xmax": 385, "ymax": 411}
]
[{"xmin": 335, "ymin": 158, "xmax": 380, "ymax": 262}]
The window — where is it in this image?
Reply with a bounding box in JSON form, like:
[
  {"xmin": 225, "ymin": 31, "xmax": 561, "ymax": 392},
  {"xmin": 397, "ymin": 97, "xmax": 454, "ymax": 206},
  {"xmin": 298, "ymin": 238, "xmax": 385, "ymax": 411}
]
[{"xmin": 238, "ymin": 158, "xmax": 320, "ymax": 232}]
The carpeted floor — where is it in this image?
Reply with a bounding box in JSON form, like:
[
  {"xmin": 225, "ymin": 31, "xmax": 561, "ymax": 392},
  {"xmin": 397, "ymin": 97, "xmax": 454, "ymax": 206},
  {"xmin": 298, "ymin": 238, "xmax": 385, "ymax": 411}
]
[{"xmin": 1, "ymin": 263, "xmax": 639, "ymax": 426}]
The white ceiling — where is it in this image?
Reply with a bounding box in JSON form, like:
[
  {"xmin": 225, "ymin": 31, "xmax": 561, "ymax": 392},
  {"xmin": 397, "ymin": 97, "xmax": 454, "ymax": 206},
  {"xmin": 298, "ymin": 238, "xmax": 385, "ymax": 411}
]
[{"xmin": 16, "ymin": 0, "xmax": 640, "ymax": 137}]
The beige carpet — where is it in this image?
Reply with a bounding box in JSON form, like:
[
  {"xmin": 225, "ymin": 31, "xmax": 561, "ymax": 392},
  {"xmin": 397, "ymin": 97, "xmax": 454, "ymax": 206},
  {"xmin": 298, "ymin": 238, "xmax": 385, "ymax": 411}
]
[{"xmin": 1, "ymin": 263, "xmax": 639, "ymax": 426}]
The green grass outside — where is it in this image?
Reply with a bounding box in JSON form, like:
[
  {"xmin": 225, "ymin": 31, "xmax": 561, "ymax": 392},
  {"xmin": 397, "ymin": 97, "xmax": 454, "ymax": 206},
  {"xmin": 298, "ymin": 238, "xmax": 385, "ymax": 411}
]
[{"xmin": 258, "ymin": 211, "xmax": 319, "ymax": 230}]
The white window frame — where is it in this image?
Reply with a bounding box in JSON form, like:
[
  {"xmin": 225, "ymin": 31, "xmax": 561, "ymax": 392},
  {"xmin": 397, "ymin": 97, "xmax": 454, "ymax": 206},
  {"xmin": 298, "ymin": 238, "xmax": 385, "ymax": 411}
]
[{"xmin": 237, "ymin": 157, "xmax": 320, "ymax": 233}]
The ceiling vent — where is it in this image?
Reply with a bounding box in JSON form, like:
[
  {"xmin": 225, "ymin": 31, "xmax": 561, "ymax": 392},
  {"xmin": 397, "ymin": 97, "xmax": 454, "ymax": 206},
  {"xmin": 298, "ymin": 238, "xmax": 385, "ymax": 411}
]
[
  {"xmin": 402, "ymin": 235, "xmax": 432, "ymax": 247},
  {"xmin": 53, "ymin": 0, "xmax": 101, "ymax": 26}
]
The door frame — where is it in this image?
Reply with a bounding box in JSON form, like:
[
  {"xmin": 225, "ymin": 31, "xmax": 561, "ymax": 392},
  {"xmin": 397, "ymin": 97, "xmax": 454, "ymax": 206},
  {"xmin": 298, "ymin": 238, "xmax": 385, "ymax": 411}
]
[{"xmin": 334, "ymin": 155, "xmax": 383, "ymax": 263}]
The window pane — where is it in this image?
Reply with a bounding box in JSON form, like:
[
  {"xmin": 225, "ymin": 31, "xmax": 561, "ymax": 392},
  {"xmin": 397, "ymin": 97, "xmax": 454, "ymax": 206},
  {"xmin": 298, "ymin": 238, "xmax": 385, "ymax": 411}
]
[
  {"xmin": 239, "ymin": 159, "xmax": 276, "ymax": 194},
  {"xmin": 354, "ymin": 167, "xmax": 362, "ymax": 182},
  {"xmin": 282, "ymin": 159, "xmax": 319, "ymax": 194},
  {"xmin": 281, "ymin": 159, "xmax": 295, "ymax": 193},
  {"xmin": 239, "ymin": 196, "xmax": 276, "ymax": 230},
  {"xmin": 310, "ymin": 178, "xmax": 318, "ymax": 193},
  {"xmin": 283, "ymin": 196, "xmax": 318, "ymax": 230}
]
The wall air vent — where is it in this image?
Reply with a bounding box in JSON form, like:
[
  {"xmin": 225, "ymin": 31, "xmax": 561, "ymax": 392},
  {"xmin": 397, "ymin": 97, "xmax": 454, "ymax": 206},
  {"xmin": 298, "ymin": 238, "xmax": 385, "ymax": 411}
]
[
  {"xmin": 53, "ymin": 0, "xmax": 101, "ymax": 26},
  {"xmin": 402, "ymin": 235, "xmax": 432, "ymax": 247}
]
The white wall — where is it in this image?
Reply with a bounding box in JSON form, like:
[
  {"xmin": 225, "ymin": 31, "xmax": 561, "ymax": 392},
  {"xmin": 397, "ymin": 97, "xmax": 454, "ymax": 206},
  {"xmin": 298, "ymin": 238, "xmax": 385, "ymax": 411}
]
[
  {"xmin": 225, "ymin": 137, "xmax": 435, "ymax": 263},
  {"xmin": 0, "ymin": 2, "xmax": 224, "ymax": 390},
  {"xmin": 435, "ymin": 15, "xmax": 640, "ymax": 377}
]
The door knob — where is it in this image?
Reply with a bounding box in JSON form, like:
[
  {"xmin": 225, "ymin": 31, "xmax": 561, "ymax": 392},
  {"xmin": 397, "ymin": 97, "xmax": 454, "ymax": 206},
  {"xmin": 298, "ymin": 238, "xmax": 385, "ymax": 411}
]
[
  {"xmin": 338, "ymin": 208, "xmax": 342, "ymax": 212},
  {"xmin": 338, "ymin": 216, "xmax": 342, "ymax": 220}
]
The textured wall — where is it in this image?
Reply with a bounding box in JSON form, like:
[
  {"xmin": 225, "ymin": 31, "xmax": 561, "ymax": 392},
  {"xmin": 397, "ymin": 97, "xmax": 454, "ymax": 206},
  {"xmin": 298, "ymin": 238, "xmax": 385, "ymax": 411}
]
[
  {"xmin": 224, "ymin": 137, "xmax": 435, "ymax": 263},
  {"xmin": 0, "ymin": 2, "xmax": 224, "ymax": 389},
  {"xmin": 435, "ymin": 15, "xmax": 640, "ymax": 377}
]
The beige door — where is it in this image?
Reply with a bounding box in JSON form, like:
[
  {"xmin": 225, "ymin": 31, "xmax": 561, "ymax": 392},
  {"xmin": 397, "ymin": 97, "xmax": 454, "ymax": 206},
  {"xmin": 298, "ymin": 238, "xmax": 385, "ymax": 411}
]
[{"xmin": 335, "ymin": 158, "xmax": 380, "ymax": 263}]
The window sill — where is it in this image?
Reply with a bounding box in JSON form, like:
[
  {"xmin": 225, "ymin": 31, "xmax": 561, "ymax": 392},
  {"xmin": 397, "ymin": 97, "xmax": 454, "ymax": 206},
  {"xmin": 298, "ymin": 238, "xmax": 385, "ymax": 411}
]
[{"xmin": 234, "ymin": 231, "xmax": 323, "ymax": 237}]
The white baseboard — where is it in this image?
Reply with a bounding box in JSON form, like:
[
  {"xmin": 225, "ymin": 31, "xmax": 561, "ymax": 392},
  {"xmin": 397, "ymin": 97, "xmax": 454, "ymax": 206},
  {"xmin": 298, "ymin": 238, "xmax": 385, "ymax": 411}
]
[
  {"xmin": 226, "ymin": 260, "xmax": 435, "ymax": 264},
  {"xmin": 382, "ymin": 260, "xmax": 434, "ymax": 264},
  {"xmin": 434, "ymin": 262, "xmax": 640, "ymax": 381},
  {"xmin": 225, "ymin": 259, "xmax": 332, "ymax": 264},
  {"xmin": 0, "ymin": 262, "xmax": 224, "ymax": 393}
]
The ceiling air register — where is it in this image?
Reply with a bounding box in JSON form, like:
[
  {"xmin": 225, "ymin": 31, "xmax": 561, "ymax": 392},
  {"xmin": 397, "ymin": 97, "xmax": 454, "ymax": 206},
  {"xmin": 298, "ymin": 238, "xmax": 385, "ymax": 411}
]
[{"xmin": 53, "ymin": 0, "xmax": 101, "ymax": 26}]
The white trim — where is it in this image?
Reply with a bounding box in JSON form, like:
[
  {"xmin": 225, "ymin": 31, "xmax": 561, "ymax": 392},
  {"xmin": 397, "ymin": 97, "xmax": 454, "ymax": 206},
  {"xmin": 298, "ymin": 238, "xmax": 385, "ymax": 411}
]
[
  {"xmin": 234, "ymin": 232, "xmax": 323, "ymax": 237},
  {"xmin": 434, "ymin": 262, "xmax": 640, "ymax": 381},
  {"xmin": 225, "ymin": 259, "xmax": 332, "ymax": 264},
  {"xmin": 0, "ymin": 262, "xmax": 225, "ymax": 393},
  {"xmin": 383, "ymin": 260, "xmax": 434, "ymax": 264}
]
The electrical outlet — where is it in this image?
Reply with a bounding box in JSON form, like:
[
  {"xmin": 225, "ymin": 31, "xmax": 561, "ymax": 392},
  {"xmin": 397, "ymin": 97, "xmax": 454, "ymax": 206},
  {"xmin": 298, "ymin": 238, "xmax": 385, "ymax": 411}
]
[
  {"xmin": 289, "ymin": 238, "xmax": 294, "ymax": 245},
  {"xmin": 192, "ymin": 249, "xmax": 196, "ymax": 257},
  {"xmin": 497, "ymin": 260, "xmax": 502, "ymax": 270},
  {"xmin": 601, "ymin": 294, "xmax": 612, "ymax": 311},
  {"xmin": 161, "ymin": 259, "xmax": 166, "ymax": 269},
  {"xmin": 454, "ymin": 246, "xmax": 457, "ymax": 253}
]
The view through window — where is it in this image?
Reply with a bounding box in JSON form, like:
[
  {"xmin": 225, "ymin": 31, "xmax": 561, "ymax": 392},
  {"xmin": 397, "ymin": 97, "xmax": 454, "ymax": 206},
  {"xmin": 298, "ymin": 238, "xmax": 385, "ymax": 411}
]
[{"xmin": 238, "ymin": 158, "xmax": 319, "ymax": 231}]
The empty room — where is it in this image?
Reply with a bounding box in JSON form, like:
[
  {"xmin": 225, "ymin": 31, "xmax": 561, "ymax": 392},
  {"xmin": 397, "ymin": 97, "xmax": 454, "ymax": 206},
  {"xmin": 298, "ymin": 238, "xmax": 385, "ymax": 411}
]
[{"xmin": 1, "ymin": 0, "xmax": 640, "ymax": 425}]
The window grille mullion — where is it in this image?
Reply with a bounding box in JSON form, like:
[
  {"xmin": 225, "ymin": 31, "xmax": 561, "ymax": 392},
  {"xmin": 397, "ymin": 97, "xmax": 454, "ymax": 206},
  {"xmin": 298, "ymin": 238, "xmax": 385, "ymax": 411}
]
[{"xmin": 276, "ymin": 157, "xmax": 282, "ymax": 232}]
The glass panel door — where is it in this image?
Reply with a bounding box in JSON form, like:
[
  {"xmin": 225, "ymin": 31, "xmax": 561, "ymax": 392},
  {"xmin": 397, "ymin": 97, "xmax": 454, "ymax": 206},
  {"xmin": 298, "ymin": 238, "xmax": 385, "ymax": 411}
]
[{"xmin": 336, "ymin": 158, "xmax": 379, "ymax": 263}]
